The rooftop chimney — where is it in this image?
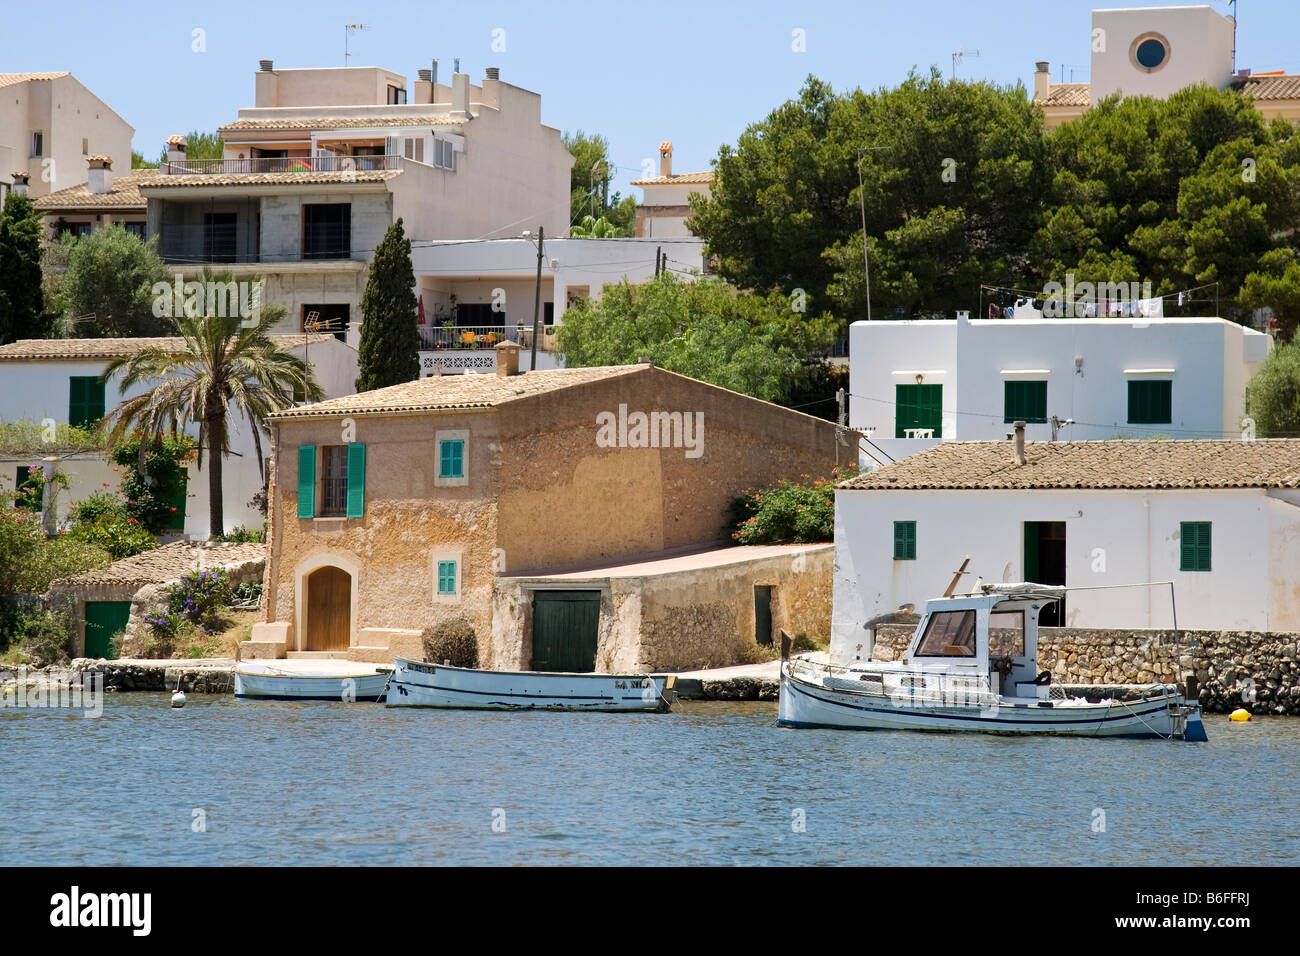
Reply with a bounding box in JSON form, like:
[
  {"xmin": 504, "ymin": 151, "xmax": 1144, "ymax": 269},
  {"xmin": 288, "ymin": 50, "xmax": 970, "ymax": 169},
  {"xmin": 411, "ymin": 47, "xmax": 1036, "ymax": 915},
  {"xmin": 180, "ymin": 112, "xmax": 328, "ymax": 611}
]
[
  {"xmin": 485, "ymin": 66, "xmax": 499, "ymax": 80},
  {"xmin": 451, "ymin": 70, "xmax": 470, "ymax": 118},
  {"xmin": 495, "ymin": 340, "xmax": 521, "ymax": 377},
  {"xmin": 86, "ymin": 156, "xmax": 113, "ymax": 195},
  {"xmin": 1013, "ymin": 421, "xmax": 1027, "ymax": 465},
  {"xmin": 164, "ymin": 135, "xmax": 187, "ymax": 170},
  {"xmin": 415, "ymin": 68, "xmax": 434, "ymax": 105},
  {"xmin": 10, "ymin": 172, "xmax": 29, "ymax": 196},
  {"xmin": 255, "ymin": 62, "xmax": 279, "ymax": 107},
  {"xmin": 1034, "ymin": 61, "xmax": 1050, "ymax": 102},
  {"xmin": 658, "ymin": 141, "xmax": 673, "ymax": 178},
  {"xmin": 259, "ymin": 59, "xmax": 274, "ymax": 71}
]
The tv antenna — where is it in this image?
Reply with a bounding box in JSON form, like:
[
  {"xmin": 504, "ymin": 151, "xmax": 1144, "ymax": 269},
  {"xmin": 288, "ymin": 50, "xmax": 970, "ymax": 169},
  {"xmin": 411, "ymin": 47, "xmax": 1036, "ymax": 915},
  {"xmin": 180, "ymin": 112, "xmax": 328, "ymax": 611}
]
[
  {"xmin": 951, "ymin": 46, "xmax": 980, "ymax": 78},
  {"xmin": 345, "ymin": 23, "xmax": 370, "ymax": 66}
]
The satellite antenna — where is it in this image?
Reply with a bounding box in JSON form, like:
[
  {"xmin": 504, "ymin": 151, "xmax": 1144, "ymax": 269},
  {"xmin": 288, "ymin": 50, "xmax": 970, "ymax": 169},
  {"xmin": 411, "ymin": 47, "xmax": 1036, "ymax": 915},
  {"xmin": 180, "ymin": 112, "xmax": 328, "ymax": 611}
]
[
  {"xmin": 345, "ymin": 23, "xmax": 370, "ymax": 66},
  {"xmin": 951, "ymin": 46, "xmax": 981, "ymax": 78}
]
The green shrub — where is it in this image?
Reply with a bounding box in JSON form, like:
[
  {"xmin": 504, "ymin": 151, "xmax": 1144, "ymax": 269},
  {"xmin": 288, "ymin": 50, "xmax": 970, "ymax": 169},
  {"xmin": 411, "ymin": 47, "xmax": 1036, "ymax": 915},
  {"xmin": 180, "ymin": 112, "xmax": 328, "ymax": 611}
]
[
  {"xmin": 163, "ymin": 567, "xmax": 232, "ymax": 635},
  {"xmin": 0, "ymin": 606, "xmax": 74, "ymax": 666},
  {"xmin": 728, "ymin": 465, "xmax": 859, "ymax": 545},
  {"xmin": 66, "ymin": 498, "xmax": 157, "ymax": 560},
  {"xmin": 210, "ymin": 526, "xmax": 264, "ymax": 543},
  {"xmin": 421, "ymin": 618, "xmax": 479, "ymax": 667}
]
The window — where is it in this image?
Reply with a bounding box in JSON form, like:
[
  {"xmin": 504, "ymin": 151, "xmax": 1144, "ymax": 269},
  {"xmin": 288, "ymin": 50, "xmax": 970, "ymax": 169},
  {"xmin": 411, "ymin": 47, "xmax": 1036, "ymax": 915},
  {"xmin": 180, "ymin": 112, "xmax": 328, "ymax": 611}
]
[
  {"xmin": 439, "ymin": 439, "xmax": 464, "ymax": 479},
  {"xmin": 387, "ymin": 85, "xmax": 407, "ymax": 105},
  {"xmin": 403, "ymin": 137, "xmax": 424, "ymax": 163},
  {"xmin": 893, "ymin": 520, "xmax": 916, "ymax": 560},
  {"xmin": 988, "ymin": 610, "xmax": 1025, "ymax": 658},
  {"xmin": 1180, "ymin": 522, "xmax": 1211, "ymax": 572},
  {"xmin": 1128, "ymin": 380, "xmax": 1172, "ymax": 425},
  {"xmin": 433, "ymin": 139, "xmax": 455, "ymax": 171},
  {"xmin": 895, "ymin": 383, "xmax": 942, "ymax": 438},
  {"xmin": 203, "ymin": 212, "xmax": 237, "ymax": 263},
  {"xmin": 15, "ymin": 467, "xmax": 42, "ymax": 512},
  {"xmin": 60, "ymin": 222, "xmax": 93, "ymax": 240},
  {"xmin": 82, "ymin": 138, "xmax": 89, "ymax": 156},
  {"xmin": 302, "ymin": 203, "xmax": 351, "ymax": 260},
  {"xmin": 30, "ymin": 132, "xmax": 43, "ymax": 157},
  {"xmin": 319, "ymin": 445, "xmax": 349, "ymax": 517},
  {"xmin": 123, "ymin": 222, "xmax": 145, "ymax": 239},
  {"xmin": 1131, "ymin": 32, "xmax": 1171, "ymax": 73},
  {"xmin": 68, "ymin": 376, "xmax": 105, "ymax": 428},
  {"xmin": 914, "ymin": 610, "xmax": 977, "ymax": 657},
  {"xmin": 437, "ymin": 560, "xmax": 458, "ymax": 596},
  {"xmin": 1004, "ymin": 380, "xmax": 1047, "ymax": 424}
]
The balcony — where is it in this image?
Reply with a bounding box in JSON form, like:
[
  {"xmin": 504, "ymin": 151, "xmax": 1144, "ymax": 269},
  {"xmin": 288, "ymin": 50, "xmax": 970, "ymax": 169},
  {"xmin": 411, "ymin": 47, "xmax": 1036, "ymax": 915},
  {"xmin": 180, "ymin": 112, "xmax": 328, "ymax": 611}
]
[
  {"xmin": 160, "ymin": 154, "xmax": 405, "ymax": 176},
  {"xmin": 418, "ymin": 324, "xmax": 560, "ymax": 352}
]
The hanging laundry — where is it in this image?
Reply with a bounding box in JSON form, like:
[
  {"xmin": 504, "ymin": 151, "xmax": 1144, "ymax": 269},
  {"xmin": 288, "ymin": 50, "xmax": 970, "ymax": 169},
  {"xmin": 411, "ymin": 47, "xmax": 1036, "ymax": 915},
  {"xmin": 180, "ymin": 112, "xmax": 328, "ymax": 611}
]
[{"xmin": 1138, "ymin": 297, "xmax": 1164, "ymax": 318}]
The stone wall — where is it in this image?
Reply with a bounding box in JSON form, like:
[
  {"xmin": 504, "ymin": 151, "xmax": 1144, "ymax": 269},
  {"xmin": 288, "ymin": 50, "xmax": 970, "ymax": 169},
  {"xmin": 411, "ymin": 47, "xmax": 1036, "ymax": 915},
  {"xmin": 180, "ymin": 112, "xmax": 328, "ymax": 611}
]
[{"xmin": 871, "ymin": 623, "xmax": 1300, "ymax": 715}]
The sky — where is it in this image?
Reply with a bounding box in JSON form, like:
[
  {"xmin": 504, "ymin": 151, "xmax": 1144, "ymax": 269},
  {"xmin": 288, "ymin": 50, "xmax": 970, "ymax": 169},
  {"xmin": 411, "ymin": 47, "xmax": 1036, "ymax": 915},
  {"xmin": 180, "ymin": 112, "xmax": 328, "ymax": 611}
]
[{"xmin": 5, "ymin": 0, "xmax": 1299, "ymax": 201}]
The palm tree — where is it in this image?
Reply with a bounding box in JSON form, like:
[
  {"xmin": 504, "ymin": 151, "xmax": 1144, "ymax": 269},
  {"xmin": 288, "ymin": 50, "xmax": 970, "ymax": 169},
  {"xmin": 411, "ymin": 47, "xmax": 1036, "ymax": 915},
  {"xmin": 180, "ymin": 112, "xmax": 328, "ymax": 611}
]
[{"xmin": 102, "ymin": 277, "xmax": 324, "ymax": 537}]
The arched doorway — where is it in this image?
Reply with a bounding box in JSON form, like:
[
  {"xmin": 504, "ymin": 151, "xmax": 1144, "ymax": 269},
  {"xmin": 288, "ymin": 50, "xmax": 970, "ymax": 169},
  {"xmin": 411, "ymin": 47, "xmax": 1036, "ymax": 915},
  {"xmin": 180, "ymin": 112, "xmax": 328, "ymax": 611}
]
[{"xmin": 305, "ymin": 565, "xmax": 352, "ymax": 651}]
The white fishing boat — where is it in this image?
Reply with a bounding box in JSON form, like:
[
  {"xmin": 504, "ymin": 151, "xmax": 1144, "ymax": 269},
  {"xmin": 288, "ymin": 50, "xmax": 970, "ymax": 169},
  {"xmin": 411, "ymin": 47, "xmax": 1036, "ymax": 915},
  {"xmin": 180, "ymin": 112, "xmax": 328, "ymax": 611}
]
[
  {"xmin": 233, "ymin": 660, "xmax": 393, "ymax": 702},
  {"xmin": 386, "ymin": 657, "xmax": 675, "ymax": 712},
  {"xmin": 779, "ymin": 583, "xmax": 1207, "ymax": 741}
]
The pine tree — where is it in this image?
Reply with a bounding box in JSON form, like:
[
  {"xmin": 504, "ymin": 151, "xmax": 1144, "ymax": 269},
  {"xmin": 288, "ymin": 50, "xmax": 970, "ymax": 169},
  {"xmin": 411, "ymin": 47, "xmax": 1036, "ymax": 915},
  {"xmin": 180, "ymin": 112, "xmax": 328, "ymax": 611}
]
[
  {"xmin": 0, "ymin": 192, "xmax": 47, "ymax": 344},
  {"xmin": 356, "ymin": 218, "xmax": 419, "ymax": 392}
]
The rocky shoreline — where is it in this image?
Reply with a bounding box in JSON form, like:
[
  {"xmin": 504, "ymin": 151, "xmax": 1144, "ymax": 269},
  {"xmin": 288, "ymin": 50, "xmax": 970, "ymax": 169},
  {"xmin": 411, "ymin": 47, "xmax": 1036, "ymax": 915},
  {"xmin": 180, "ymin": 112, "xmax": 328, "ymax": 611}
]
[{"xmin": 2, "ymin": 659, "xmax": 235, "ymax": 695}]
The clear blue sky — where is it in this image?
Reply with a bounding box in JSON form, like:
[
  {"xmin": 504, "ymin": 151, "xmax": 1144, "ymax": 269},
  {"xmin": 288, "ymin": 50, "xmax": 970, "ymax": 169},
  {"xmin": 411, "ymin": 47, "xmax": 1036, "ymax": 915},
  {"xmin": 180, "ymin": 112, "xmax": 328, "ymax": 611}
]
[{"xmin": 7, "ymin": 0, "xmax": 1297, "ymax": 200}]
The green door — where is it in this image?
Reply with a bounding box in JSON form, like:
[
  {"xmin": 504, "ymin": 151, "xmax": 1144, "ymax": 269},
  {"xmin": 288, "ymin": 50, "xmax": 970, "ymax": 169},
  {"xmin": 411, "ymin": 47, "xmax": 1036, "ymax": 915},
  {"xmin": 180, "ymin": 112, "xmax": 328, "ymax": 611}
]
[
  {"xmin": 531, "ymin": 591, "xmax": 601, "ymax": 672},
  {"xmin": 84, "ymin": 601, "xmax": 131, "ymax": 659}
]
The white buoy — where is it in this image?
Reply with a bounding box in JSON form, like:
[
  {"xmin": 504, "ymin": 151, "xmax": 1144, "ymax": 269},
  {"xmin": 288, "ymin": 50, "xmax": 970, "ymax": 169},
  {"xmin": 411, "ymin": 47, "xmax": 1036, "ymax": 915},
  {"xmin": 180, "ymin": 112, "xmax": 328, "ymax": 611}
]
[{"xmin": 171, "ymin": 689, "xmax": 186, "ymax": 708}]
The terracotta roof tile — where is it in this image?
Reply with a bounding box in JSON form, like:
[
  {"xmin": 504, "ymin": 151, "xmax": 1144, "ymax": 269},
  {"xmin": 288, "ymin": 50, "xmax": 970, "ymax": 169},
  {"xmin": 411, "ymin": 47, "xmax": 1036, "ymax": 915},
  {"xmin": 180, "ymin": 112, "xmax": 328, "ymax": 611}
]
[
  {"xmin": 33, "ymin": 169, "xmax": 157, "ymax": 211},
  {"xmin": 269, "ymin": 365, "xmax": 646, "ymax": 419},
  {"xmin": 140, "ymin": 169, "xmax": 401, "ymax": 189},
  {"xmin": 1236, "ymin": 74, "xmax": 1300, "ymax": 101},
  {"xmin": 1043, "ymin": 83, "xmax": 1090, "ymax": 107},
  {"xmin": 841, "ymin": 440, "xmax": 1300, "ymax": 491},
  {"xmin": 219, "ymin": 114, "xmax": 467, "ymax": 132},
  {"xmin": 0, "ymin": 72, "xmax": 70, "ymax": 88},
  {"xmin": 630, "ymin": 170, "xmax": 714, "ymax": 186},
  {"xmin": 49, "ymin": 541, "xmax": 266, "ymax": 589},
  {"xmin": 0, "ymin": 334, "xmax": 335, "ymax": 361}
]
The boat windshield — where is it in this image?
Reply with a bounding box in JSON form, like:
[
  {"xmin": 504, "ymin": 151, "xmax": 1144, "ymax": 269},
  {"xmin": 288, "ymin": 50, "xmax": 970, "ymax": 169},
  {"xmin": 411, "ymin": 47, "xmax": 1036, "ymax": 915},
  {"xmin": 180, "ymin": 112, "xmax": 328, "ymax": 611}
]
[
  {"xmin": 989, "ymin": 610, "xmax": 1025, "ymax": 657},
  {"xmin": 914, "ymin": 609, "xmax": 977, "ymax": 657}
]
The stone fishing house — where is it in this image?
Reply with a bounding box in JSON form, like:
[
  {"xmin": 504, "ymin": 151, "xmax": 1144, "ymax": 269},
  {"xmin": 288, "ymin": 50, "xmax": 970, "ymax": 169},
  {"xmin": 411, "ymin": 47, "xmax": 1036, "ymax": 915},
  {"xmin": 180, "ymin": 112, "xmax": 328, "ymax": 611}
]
[{"xmin": 247, "ymin": 352, "xmax": 853, "ymax": 670}]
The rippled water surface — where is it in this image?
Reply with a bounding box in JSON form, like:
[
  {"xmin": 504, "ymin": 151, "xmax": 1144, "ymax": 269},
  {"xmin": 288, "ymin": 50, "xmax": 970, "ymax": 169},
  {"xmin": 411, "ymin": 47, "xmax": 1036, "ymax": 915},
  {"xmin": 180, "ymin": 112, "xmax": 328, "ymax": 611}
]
[{"xmin": 2, "ymin": 694, "xmax": 1297, "ymax": 865}]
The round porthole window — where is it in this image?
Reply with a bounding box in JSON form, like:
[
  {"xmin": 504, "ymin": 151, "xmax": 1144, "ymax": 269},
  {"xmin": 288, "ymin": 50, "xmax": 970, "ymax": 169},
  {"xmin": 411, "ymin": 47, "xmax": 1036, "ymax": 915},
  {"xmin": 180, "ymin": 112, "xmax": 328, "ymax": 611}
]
[{"xmin": 1130, "ymin": 32, "xmax": 1171, "ymax": 73}]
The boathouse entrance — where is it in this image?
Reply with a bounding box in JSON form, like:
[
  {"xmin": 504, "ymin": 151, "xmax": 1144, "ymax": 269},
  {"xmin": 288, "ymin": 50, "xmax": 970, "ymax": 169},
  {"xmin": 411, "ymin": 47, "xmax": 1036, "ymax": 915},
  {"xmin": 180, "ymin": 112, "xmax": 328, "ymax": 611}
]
[
  {"xmin": 1023, "ymin": 521, "xmax": 1066, "ymax": 626},
  {"xmin": 531, "ymin": 590, "xmax": 600, "ymax": 672},
  {"xmin": 305, "ymin": 565, "xmax": 352, "ymax": 651}
]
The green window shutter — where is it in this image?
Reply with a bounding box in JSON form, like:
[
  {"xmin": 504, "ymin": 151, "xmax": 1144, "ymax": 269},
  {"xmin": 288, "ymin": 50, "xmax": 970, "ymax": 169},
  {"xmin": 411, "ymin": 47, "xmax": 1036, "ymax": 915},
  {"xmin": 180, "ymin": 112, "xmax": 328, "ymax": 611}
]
[
  {"xmin": 88, "ymin": 379, "xmax": 105, "ymax": 421},
  {"xmin": 1004, "ymin": 381, "xmax": 1047, "ymax": 424},
  {"xmin": 297, "ymin": 445, "xmax": 316, "ymax": 518},
  {"xmin": 439, "ymin": 439, "xmax": 464, "ymax": 478},
  {"xmin": 345, "ymin": 443, "xmax": 366, "ymax": 518},
  {"xmin": 1129, "ymin": 381, "xmax": 1172, "ymax": 425},
  {"xmin": 68, "ymin": 377, "xmax": 105, "ymax": 428},
  {"xmin": 893, "ymin": 520, "xmax": 916, "ymax": 560},
  {"xmin": 896, "ymin": 385, "xmax": 942, "ymax": 438},
  {"xmin": 1180, "ymin": 522, "xmax": 1211, "ymax": 572},
  {"xmin": 165, "ymin": 475, "xmax": 187, "ymax": 530},
  {"xmin": 437, "ymin": 560, "xmax": 457, "ymax": 595}
]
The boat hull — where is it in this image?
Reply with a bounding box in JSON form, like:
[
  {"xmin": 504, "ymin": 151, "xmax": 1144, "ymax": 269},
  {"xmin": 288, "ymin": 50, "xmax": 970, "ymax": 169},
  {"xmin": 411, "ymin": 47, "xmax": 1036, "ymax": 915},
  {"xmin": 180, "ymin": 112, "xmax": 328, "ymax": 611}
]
[
  {"xmin": 233, "ymin": 665, "xmax": 390, "ymax": 702},
  {"xmin": 779, "ymin": 667, "xmax": 1206, "ymax": 740},
  {"xmin": 386, "ymin": 658, "xmax": 672, "ymax": 712}
]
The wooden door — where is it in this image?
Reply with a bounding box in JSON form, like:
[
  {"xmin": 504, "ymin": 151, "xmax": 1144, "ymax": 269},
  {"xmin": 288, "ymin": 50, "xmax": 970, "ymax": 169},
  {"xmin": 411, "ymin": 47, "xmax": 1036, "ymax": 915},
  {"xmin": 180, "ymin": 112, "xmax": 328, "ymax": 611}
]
[
  {"xmin": 84, "ymin": 601, "xmax": 130, "ymax": 659},
  {"xmin": 531, "ymin": 591, "xmax": 600, "ymax": 672},
  {"xmin": 306, "ymin": 566, "xmax": 351, "ymax": 651}
]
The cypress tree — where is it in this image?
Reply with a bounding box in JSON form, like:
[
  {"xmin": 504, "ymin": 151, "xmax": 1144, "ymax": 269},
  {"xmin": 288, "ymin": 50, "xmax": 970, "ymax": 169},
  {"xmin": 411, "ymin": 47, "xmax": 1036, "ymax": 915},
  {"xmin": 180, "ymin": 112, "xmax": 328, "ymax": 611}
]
[
  {"xmin": 0, "ymin": 192, "xmax": 47, "ymax": 344},
  {"xmin": 356, "ymin": 217, "xmax": 419, "ymax": 392}
]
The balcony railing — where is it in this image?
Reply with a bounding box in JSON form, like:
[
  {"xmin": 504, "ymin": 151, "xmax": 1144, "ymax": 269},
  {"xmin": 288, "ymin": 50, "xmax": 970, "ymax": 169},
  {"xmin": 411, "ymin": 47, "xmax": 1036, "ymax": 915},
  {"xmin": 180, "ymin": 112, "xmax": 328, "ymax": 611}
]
[
  {"xmin": 418, "ymin": 324, "xmax": 558, "ymax": 352},
  {"xmin": 160, "ymin": 155, "xmax": 405, "ymax": 176}
]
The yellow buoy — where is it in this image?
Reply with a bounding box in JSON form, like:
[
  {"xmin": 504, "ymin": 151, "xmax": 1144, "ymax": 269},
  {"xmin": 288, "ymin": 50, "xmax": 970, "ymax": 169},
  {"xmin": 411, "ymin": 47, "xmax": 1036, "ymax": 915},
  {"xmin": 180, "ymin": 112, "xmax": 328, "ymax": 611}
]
[{"xmin": 1229, "ymin": 708, "xmax": 1252, "ymax": 722}]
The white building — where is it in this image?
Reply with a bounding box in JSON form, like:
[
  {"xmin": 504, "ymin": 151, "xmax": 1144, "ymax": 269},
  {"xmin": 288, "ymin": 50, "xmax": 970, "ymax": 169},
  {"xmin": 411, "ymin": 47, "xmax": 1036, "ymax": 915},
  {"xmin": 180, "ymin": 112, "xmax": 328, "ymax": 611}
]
[
  {"xmin": 1034, "ymin": 4, "xmax": 1300, "ymax": 128},
  {"xmin": 849, "ymin": 313, "xmax": 1271, "ymax": 465},
  {"xmin": 830, "ymin": 438, "xmax": 1300, "ymax": 663},
  {"xmin": 405, "ymin": 235, "xmax": 707, "ymax": 375},
  {"xmin": 0, "ymin": 72, "xmax": 133, "ymax": 202},
  {"xmin": 629, "ymin": 142, "xmax": 713, "ymax": 239},
  {"xmin": 138, "ymin": 61, "xmax": 573, "ymax": 340},
  {"xmin": 0, "ymin": 335, "xmax": 357, "ymax": 537}
]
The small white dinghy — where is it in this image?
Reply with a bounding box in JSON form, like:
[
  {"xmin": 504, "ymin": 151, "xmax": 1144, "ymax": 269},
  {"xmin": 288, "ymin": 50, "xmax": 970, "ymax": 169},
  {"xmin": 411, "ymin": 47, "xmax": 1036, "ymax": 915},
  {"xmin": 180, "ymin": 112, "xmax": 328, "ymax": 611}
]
[
  {"xmin": 386, "ymin": 657, "xmax": 675, "ymax": 712},
  {"xmin": 779, "ymin": 583, "xmax": 1207, "ymax": 741},
  {"xmin": 234, "ymin": 660, "xmax": 392, "ymax": 702}
]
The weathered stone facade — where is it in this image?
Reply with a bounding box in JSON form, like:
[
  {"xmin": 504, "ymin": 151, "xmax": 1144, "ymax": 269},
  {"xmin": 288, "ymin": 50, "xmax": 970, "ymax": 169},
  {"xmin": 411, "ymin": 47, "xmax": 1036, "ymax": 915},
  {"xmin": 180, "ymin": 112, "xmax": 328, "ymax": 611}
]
[{"xmin": 872, "ymin": 623, "xmax": 1300, "ymax": 715}]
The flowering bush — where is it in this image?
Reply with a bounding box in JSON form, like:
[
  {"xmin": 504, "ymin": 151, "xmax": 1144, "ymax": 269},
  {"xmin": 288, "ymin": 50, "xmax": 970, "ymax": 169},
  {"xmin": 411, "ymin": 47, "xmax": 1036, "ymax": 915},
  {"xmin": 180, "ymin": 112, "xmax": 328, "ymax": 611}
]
[
  {"xmin": 67, "ymin": 492, "xmax": 157, "ymax": 559},
  {"xmin": 165, "ymin": 567, "xmax": 233, "ymax": 635},
  {"xmin": 727, "ymin": 466, "xmax": 859, "ymax": 545},
  {"xmin": 111, "ymin": 432, "xmax": 195, "ymax": 534}
]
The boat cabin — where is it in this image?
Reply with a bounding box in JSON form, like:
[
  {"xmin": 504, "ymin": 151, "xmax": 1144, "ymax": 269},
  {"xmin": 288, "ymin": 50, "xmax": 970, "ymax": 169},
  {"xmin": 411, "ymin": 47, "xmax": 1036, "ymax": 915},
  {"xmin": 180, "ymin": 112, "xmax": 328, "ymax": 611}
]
[{"xmin": 893, "ymin": 584, "xmax": 1065, "ymax": 700}]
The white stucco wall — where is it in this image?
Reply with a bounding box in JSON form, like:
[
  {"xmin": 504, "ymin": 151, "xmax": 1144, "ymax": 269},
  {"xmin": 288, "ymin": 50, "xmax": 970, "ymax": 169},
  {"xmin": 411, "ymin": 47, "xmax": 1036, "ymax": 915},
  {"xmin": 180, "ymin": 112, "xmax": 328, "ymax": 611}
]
[
  {"xmin": 849, "ymin": 315, "xmax": 1270, "ymax": 450},
  {"xmin": 830, "ymin": 486, "xmax": 1300, "ymax": 662},
  {"xmin": 1090, "ymin": 5, "xmax": 1235, "ymax": 104},
  {"xmin": 0, "ymin": 339, "xmax": 357, "ymax": 537}
]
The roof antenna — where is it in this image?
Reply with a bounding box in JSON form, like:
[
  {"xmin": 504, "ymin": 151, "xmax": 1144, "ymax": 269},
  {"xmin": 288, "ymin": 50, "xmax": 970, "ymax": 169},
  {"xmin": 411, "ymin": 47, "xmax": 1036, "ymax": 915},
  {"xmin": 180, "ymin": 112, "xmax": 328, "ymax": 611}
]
[
  {"xmin": 344, "ymin": 23, "xmax": 369, "ymax": 67},
  {"xmin": 951, "ymin": 46, "xmax": 980, "ymax": 79}
]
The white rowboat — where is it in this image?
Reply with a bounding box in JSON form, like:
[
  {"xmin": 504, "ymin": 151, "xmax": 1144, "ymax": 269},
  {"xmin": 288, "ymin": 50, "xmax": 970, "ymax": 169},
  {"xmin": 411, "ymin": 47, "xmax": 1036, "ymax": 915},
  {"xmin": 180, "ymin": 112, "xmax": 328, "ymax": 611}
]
[
  {"xmin": 386, "ymin": 657, "xmax": 675, "ymax": 712},
  {"xmin": 233, "ymin": 660, "xmax": 392, "ymax": 702}
]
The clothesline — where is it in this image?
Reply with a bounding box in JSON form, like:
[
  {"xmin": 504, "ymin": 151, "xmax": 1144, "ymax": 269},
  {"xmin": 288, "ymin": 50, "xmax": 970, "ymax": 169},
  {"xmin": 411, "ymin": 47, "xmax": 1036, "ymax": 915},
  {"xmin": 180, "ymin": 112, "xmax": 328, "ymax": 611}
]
[{"xmin": 978, "ymin": 281, "xmax": 1220, "ymax": 303}]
